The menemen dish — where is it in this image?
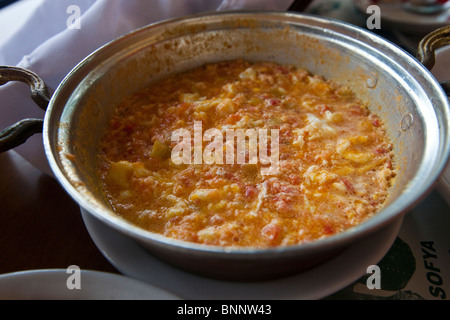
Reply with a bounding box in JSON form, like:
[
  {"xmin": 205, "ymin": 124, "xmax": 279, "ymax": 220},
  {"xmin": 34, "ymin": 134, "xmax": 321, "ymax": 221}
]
[{"xmin": 97, "ymin": 60, "xmax": 396, "ymax": 248}]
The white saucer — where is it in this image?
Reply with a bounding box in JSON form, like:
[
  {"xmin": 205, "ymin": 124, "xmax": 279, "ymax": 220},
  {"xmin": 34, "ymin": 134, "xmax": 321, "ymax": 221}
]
[
  {"xmin": 0, "ymin": 269, "xmax": 180, "ymax": 300},
  {"xmin": 353, "ymin": 0, "xmax": 450, "ymax": 35},
  {"xmin": 81, "ymin": 208, "xmax": 403, "ymax": 300}
]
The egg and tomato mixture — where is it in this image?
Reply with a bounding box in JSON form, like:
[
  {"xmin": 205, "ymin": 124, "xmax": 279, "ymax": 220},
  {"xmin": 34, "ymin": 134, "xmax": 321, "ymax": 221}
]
[{"xmin": 97, "ymin": 60, "xmax": 396, "ymax": 248}]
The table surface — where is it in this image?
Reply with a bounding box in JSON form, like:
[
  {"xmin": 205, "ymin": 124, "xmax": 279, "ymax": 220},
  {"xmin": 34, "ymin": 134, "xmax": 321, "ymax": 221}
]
[{"xmin": 0, "ymin": 150, "xmax": 118, "ymax": 275}]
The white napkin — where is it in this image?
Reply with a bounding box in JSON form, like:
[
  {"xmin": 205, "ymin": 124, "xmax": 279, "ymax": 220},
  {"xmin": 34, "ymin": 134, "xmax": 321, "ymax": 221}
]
[{"xmin": 0, "ymin": 0, "xmax": 294, "ymax": 175}]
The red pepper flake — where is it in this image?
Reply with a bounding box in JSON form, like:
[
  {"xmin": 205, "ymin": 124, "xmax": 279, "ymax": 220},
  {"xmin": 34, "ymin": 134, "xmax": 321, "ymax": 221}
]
[
  {"xmin": 226, "ymin": 113, "xmax": 241, "ymax": 124},
  {"xmin": 289, "ymin": 174, "xmax": 301, "ymax": 185},
  {"xmin": 268, "ymin": 99, "xmax": 281, "ymax": 106},
  {"xmin": 244, "ymin": 185, "xmax": 257, "ymax": 199},
  {"xmin": 371, "ymin": 117, "xmax": 381, "ymax": 127},
  {"xmin": 342, "ymin": 178, "xmax": 355, "ymax": 193},
  {"xmin": 374, "ymin": 147, "xmax": 384, "ymax": 154},
  {"xmin": 385, "ymin": 160, "xmax": 393, "ymax": 170},
  {"xmin": 374, "ymin": 143, "xmax": 392, "ymax": 155},
  {"xmin": 262, "ymin": 223, "xmax": 281, "ymax": 242},
  {"xmin": 323, "ymin": 224, "xmax": 334, "ymax": 235}
]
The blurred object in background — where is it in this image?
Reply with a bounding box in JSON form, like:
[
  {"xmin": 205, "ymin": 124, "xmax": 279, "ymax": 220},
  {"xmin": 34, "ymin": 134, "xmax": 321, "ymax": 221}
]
[
  {"xmin": 289, "ymin": 0, "xmax": 314, "ymax": 12},
  {"xmin": 404, "ymin": 0, "xmax": 450, "ymax": 14},
  {"xmin": 353, "ymin": 0, "xmax": 450, "ymax": 36},
  {"xmin": 0, "ymin": 0, "xmax": 18, "ymax": 9}
]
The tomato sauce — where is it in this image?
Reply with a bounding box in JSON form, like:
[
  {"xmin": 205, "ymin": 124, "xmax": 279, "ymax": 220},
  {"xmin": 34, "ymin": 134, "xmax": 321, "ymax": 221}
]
[{"xmin": 98, "ymin": 60, "xmax": 396, "ymax": 248}]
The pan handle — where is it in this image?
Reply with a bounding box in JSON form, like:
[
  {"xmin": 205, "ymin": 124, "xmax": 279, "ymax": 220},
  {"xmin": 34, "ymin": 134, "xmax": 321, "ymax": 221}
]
[
  {"xmin": 417, "ymin": 25, "xmax": 450, "ymax": 96},
  {"xmin": 0, "ymin": 66, "xmax": 51, "ymax": 153}
]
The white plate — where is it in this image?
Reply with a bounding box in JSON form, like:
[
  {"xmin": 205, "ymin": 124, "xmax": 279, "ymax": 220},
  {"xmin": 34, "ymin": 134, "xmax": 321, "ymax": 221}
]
[
  {"xmin": 0, "ymin": 269, "xmax": 180, "ymax": 300},
  {"xmin": 81, "ymin": 208, "xmax": 403, "ymax": 300},
  {"xmin": 432, "ymin": 46, "xmax": 450, "ymax": 207},
  {"xmin": 353, "ymin": 0, "xmax": 450, "ymax": 35}
]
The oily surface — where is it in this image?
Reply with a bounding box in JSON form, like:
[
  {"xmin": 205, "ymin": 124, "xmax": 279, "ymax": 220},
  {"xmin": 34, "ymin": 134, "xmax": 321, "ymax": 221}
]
[{"xmin": 98, "ymin": 60, "xmax": 396, "ymax": 248}]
